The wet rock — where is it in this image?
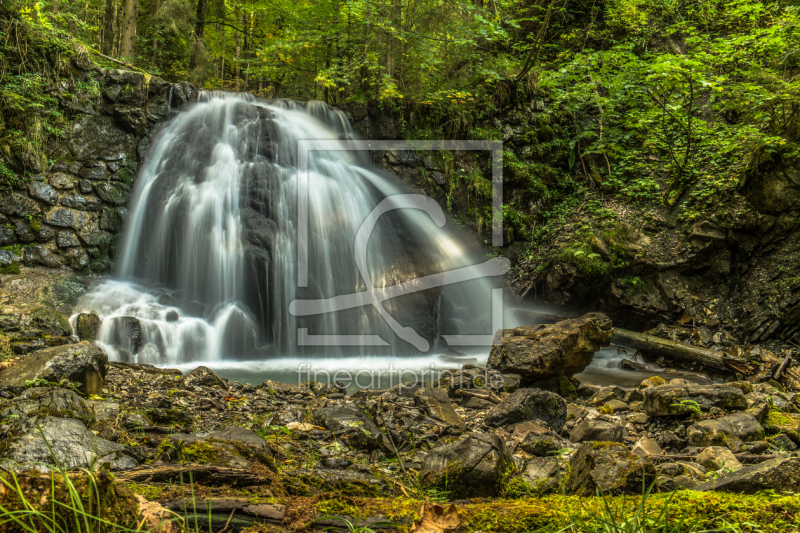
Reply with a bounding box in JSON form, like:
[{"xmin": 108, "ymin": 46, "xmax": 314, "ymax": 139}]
[
  {"xmin": 14, "ymin": 221, "xmax": 36, "ymax": 243},
  {"xmin": 487, "ymin": 313, "xmax": 613, "ymax": 384},
  {"xmin": 29, "ymin": 182, "xmax": 58, "ymax": 204},
  {"xmin": 2, "ymin": 416, "xmax": 137, "ymax": 472},
  {"xmin": 421, "ymin": 432, "xmax": 512, "ymax": 497},
  {"xmin": 106, "ymin": 316, "xmax": 144, "ymax": 357},
  {"xmin": 95, "ymin": 182, "xmax": 129, "ymax": 205},
  {"xmin": 687, "ymin": 413, "xmax": 765, "ymax": 452},
  {"xmin": 564, "ymin": 442, "xmax": 655, "ymax": 496},
  {"xmin": 0, "ymin": 226, "xmax": 15, "ymax": 247},
  {"xmin": 0, "ymin": 194, "xmax": 41, "ymax": 217},
  {"xmin": 414, "ymin": 387, "xmax": 465, "ymax": 432},
  {"xmin": 484, "ymin": 388, "xmax": 567, "ymax": 431},
  {"xmin": 57, "ymin": 230, "xmax": 81, "ymax": 248},
  {"xmin": 183, "ymin": 366, "xmax": 228, "ymax": 390},
  {"xmin": 0, "ymin": 342, "xmax": 107, "ymax": 395},
  {"xmin": 642, "ymin": 383, "xmax": 747, "ymax": 416},
  {"xmin": 0, "ymin": 249, "xmax": 21, "ymax": 267},
  {"xmin": 60, "ymin": 194, "xmax": 102, "ymax": 211},
  {"xmin": 313, "ymin": 406, "xmax": 390, "ymax": 451},
  {"xmin": 22, "ymin": 245, "xmax": 61, "ymax": 268},
  {"xmin": 75, "ymin": 313, "xmax": 102, "ymax": 341},
  {"xmin": 693, "ymin": 457, "xmax": 800, "ymax": 493},
  {"xmin": 570, "ymin": 418, "xmax": 625, "ymax": 443},
  {"xmin": 68, "ymin": 115, "xmax": 135, "ymax": 161},
  {"xmin": 45, "ymin": 207, "xmax": 90, "ymax": 229},
  {"xmin": 696, "ymin": 447, "xmax": 742, "ymax": 471}
]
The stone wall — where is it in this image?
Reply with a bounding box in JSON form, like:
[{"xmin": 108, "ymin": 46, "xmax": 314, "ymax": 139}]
[{"xmin": 0, "ymin": 61, "xmax": 198, "ymax": 273}]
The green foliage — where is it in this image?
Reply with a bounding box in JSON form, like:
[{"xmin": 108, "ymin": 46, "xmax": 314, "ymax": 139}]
[{"xmin": 671, "ymin": 399, "xmax": 704, "ymax": 417}]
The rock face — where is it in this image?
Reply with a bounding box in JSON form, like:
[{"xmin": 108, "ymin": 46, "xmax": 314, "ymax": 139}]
[
  {"xmin": 687, "ymin": 413, "xmax": 765, "ymax": 452},
  {"xmin": 565, "ymin": 442, "xmax": 655, "ymax": 496},
  {"xmin": 486, "ymin": 313, "xmax": 613, "ymax": 383},
  {"xmin": 693, "ymin": 457, "xmax": 800, "ymax": 493},
  {"xmin": 642, "ymin": 383, "xmax": 748, "ymax": 416},
  {"xmin": 421, "ymin": 433, "xmax": 512, "ymax": 497},
  {"xmin": 0, "ymin": 342, "xmax": 107, "ymax": 395},
  {"xmin": 0, "ymin": 63, "xmax": 195, "ymax": 275},
  {"xmin": 313, "ymin": 406, "xmax": 390, "ymax": 451},
  {"xmin": 484, "ymin": 388, "xmax": 567, "ymax": 431},
  {"xmin": 3, "ymin": 416, "xmax": 137, "ymax": 472}
]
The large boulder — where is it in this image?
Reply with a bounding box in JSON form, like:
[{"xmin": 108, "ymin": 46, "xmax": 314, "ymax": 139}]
[
  {"xmin": 75, "ymin": 313, "xmax": 102, "ymax": 341},
  {"xmin": 183, "ymin": 366, "xmax": 227, "ymax": 390},
  {"xmin": 564, "ymin": 442, "xmax": 655, "ymax": 496},
  {"xmin": 642, "ymin": 383, "xmax": 747, "ymax": 416},
  {"xmin": 693, "ymin": 457, "xmax": 800, "ymax": 494},
  {"xmin": 0, "ymin": 387, "xmax": 92, "ymax": 424},
  {"xmin": 21, "ymin": 307, "xmax": 71, "ymax": 336},
  {"xmin": 313, "ymin": 406, "xmax": 390, "ymax": 451},
  {"xmin": 421, "ymin": 433, "xmax": 513, "ymax": 497},
  {"xmin": 484, "ymin": 388, "xmax": 567, "ymax": 431},
  {"xmin": 687, "ymin": 413, "xmax": 765, "ymax": 452},
  {"xmin": 0, "ymin": 342, "xmax": 107, "ymax": 395},
  {"xmin": 2, "ymin": 416, "xmax": 137, "ymax": 472},
  {"xmin": 486, "ymin": 313, "xmax": 612, "ymax": 383}
]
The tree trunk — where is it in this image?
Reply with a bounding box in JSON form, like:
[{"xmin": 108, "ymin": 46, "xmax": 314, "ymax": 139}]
[
  {"xmin": 120, "ymin": 0, "xmax": 138, "ymax": 60},
  {"xmin": 611, "ymin": 328, "xmax": 754, "ymax": 374},
  {"xmin": 115, "ymin": 464, "xmax": 263, "ymax": 486},
  {"xmin": 102, "ymin": 0, "xmax": 116, "ymax": 55},
  {"xmin": 235, "ymin": 9, "xmax": 242, "ymax": 91},
  {"xmin": 195, "ymin": 0, "xmax": 208, "ymax": 39}
]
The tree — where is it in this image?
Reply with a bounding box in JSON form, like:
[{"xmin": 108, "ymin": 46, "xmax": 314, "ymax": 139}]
[{"xmin": 120, "ymin": 0, "xmax": 138, "ymax": 60}]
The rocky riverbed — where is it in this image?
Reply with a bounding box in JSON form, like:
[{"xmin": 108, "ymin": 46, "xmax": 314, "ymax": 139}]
[{"xmin": 1, "ymin": 278, "xmax": 799, "ymax": 532}]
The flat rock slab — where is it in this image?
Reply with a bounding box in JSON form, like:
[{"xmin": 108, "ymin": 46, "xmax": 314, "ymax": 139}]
[{"xmin": 693, "ymin": 457, "xmax": 800, "ymax": 493}]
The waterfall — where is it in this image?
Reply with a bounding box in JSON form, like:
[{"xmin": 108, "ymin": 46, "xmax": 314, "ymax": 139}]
[{"xmin": 73, "ymin": 93, "xmax": 508, "ymax": 366}]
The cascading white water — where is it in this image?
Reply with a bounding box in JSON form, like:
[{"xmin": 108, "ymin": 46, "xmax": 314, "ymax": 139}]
[{"xmin": 72, "ymin": 93, "xmax": 508, "ymax": 366}]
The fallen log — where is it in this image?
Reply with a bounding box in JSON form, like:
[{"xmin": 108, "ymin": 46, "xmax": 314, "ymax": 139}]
[
  {"xmin": 455, "ymin": 389, "xmax": 502, "ymax": 404},
  {"xmin": 773, "ymin": 355, "xmax": 793, "ymax": 380},
  {"xmin": 162, "ymin": 497, "xmax": 285, "ymax": 521},
  {"xmin": 648, "ymin": 454, "xmax": 777, "ymax": 464},
  {"xmin": 612, "ymin": 328, "xmax": 753, "ymax": 375},
  {"xmin": 115, "ymin": 464, "xmax": 263, "ymax": 486}
]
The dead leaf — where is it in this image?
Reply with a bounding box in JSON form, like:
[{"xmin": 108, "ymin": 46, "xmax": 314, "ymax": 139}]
[
  {"xmin": 410, "ymin": 503, "xmax": 461, "ymax": 533},
  {"xmin": 135, "ymin": 494, "xmax": 183, "ymax": 533},
  {"xmin": 286, "ymin": 422, "xmax": 314, "ymax": 431}
]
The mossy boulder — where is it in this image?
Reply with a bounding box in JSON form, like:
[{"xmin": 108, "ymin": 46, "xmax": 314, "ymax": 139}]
[
  {"xmin": 287, "ymin": 468, "xmax": 389, "ymax": 497},
  {"xmin": 313, "ymin": 406, "xmax": 390, "ymax": 451},
  {"xmin": 21, "ymin": 307, "xmax": 71, "ymax": 336},
  {"xmin": 531, "ymin": 376, "xmax": 578, "ymax": 401},
  {"xmin": 75, "ymin": 313, "xmax": 102, "ymax": 341},
  {"xmin": 0, "ymin": 342, "xmax": 107, "ymax": 395},
  {"xmin": 642, "ymin": 382, "xmax": 747, "ymax": 416},
  {"xmin": 564, "ymin": 442, "xmax": 655, "ymax": 496},
  {"xmin": 693, "ymin": 457, "xmax": 800, "ymax": 494},
  {"xmin": 421, "ymin": 432, "xmax": 513, "ymax": 498},
  {"xmin": 0, "ymin": 387, "xmax": 92, "ymax": 424}
]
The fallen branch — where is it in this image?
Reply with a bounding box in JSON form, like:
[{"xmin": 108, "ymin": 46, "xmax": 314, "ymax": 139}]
[
  {"xmin": 612, "ymin": 328, "xmax": 753, "ymax": 374},
  {"xmin": 455, "ymin": 389, "xmax": 502, "ymax": 404},
  {"xmin": 648, "ymin": 454, "xmax": 777, "ymax": 464},
  {"xmin": 115, "ymin": 464, "xmax": 264, "ymax": 486},
  {"xmin": 774, "ymin": 355, "xmax": 793, "ymax": 380}
]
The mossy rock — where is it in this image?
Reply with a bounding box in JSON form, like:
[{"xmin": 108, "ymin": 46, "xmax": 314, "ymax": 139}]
[
  {"xmin": 0, "ymin": 263, "xmax": 20, "ymax": 275},
  {"xmin": 76, "ymin": 312, "xmax": 102, "ymax": 341},
  {"xmin": 532, "ymin": 376, "xmax": 577, "ymax": 401},
  {"xmin": 22, "ymin": 307, "xmax": 71, "ymax": 336},
  {"xmin": 285, "ymin": 468, "xmax": 389, "ymax": 498}
]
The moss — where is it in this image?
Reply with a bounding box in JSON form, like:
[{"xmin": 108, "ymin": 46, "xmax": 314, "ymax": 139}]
[
  {"xmin": 307, "ymin": 492, "xmax": 800, "ymax": 533},
  {"xmin": 27, "ymin": 307, "xmax": 71, "ymax": 335},
  {"xmin": 0, "ymin": 263, "xmax": 20, "ymax": 275},
  {"xmin": 181, "ymin": 441, "xmax": 223, "ymax": 464}
]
